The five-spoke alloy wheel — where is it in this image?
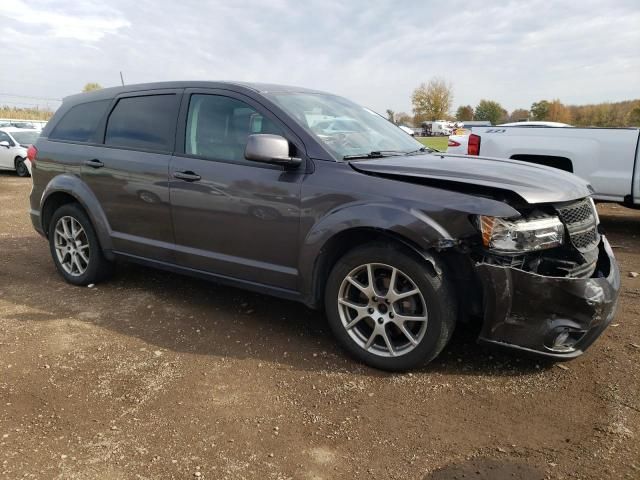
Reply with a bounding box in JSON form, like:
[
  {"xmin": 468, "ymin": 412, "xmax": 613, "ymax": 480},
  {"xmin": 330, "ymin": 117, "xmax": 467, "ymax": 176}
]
[{"xmin": 325, "ymin": 244, "xmax": 456, "ymax": 371}]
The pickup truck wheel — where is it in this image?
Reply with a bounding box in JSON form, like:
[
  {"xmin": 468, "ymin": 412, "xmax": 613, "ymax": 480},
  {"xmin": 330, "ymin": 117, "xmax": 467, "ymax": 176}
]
[
  {"xmin": 15, "ymin": 157, "xmax": 29, "ymax": 177},
  {"xmin": 325, "ymin": 244, "xmax": 456, "ymax": 371},
  {"xmin": 48, "ymin": 204, "xmax": 113, "ymax": 286}
]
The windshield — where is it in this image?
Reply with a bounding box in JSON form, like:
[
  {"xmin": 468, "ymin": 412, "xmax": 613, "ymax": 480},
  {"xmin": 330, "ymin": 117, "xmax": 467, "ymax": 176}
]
[
  {"xmin": 11, "ymin": 130, "xmax": 40, "ymax": 146},
  {"xmin": 267, "ymin": 92, "xmax": 424, "ymax": 159}
]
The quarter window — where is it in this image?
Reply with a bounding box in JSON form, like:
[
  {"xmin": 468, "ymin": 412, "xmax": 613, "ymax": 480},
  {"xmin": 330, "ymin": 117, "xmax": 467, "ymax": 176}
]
[
  {"xmin": 105, "ymin": 95, "xmax": 179, "ymax": 152},
  {"xmin": 49, "ymin": 100, "xmax": 111, "ymax": 142},
  {"xmin": 185, "ymin": 94, "xmax": 284, "ymax": 162}
]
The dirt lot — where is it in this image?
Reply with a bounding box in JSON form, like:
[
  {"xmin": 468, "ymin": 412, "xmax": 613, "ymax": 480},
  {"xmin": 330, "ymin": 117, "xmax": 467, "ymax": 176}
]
[{"xmin": 1, "ymin": 173, "xmax": 639, "ymax": 480}]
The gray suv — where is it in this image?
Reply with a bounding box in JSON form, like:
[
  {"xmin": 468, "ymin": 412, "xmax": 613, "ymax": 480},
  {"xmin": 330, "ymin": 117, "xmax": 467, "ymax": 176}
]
[{"xmin": 28, "ymin": 82, "xmax": 620, "ymax": 370}]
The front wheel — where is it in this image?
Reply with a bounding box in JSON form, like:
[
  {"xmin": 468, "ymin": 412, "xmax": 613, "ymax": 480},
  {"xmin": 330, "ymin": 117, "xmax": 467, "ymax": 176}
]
[
  {"xmin": 15, "ymin": 157, "xmax": 29, "ymax": 177},
  {"xmin": 325, "ymin": 244, "xmax": 457, "ymax": 371}
]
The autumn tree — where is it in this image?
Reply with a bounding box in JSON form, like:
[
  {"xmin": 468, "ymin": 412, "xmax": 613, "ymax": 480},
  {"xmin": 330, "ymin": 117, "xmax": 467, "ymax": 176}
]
[
  {"xmin": 455, "ymin": 105, "xmax": 474, "ymax": 121},
  {"xmin": 411, "ymin": 77, "xmax": 453, "ymax": 124},
  {"xmin": 509, "ymin": 108, "xmax": 530, "ymax": 122},
  {"xmin": 547, "ymin": 99, "xmax": 572, "ymax": 123},
  {"xmin": 82, "ymin": 82, "xmax": 102, "ymax": 92},
  {"xmin": 626, "ymin": 105, "xmax": 640, "ymax": 127},
  {"xmin": 474, "ymin": 100, "xmax": 504, "ymax": 125}
]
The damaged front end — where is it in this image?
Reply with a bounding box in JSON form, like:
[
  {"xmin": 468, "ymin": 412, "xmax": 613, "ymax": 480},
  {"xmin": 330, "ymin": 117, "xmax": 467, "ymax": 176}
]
[{"xmin": 472, "ymin": 198, "xmax": 621, "ymax": 358}]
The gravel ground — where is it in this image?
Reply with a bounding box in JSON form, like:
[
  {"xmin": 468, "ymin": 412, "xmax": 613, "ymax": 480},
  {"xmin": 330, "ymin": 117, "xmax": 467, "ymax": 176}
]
[{"xmin": 1, "ymin": 172, "xmax": 639, "ymax": 479}]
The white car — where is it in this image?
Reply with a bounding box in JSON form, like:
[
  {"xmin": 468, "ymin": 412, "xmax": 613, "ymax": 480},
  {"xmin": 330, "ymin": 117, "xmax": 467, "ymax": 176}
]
[
  {"xmin": 0, "ymin": 127, "xmax": 39, "ymax": 177},
  {"xmin": 398, "ymin": 125, "xmax": 415, "ymax": 136}
]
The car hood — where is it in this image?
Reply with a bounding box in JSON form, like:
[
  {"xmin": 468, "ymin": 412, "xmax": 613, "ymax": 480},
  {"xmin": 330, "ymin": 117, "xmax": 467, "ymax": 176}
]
[{"xmin": 349, "ymin": 152, "xmax": 592, "ymax": 204}]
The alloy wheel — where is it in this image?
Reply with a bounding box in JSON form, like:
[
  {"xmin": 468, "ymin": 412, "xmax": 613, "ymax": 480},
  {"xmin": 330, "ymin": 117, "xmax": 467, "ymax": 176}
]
[
  {"xmin": 53, "ymin": 216, "xmax": 90, "ymax": 276},
  {"xmin": 337, "ymin": 263, "xmax": 428, "ymax": 357}
]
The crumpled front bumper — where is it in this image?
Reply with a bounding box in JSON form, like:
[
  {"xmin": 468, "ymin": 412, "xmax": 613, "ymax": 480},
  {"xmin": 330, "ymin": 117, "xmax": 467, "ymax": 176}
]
[{"xmin": 475, "ymin": 236, "xmax": 620, "ymax": 359}]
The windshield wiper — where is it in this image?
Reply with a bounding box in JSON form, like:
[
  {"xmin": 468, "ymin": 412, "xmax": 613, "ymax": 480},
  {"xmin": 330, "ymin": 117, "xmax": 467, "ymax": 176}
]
[{"xmin": 343, "ymin": 147, "xmax": 431, "ymax": 160}]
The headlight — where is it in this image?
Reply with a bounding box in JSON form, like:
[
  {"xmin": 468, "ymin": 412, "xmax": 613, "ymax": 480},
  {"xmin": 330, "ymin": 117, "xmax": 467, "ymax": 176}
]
[{"xmin": 477, "ymin": 215, "xmax": 564, "ymax": 253}]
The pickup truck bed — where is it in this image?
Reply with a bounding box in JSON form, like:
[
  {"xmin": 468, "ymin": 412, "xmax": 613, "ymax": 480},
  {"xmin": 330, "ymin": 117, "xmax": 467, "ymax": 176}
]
[{"xmin": 447, "ymin": 126, "xmax": 640, "ymax": 207}]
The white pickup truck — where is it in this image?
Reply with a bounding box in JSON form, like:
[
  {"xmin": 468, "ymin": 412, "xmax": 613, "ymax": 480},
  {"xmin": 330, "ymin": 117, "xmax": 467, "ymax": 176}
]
[{"xmin": 447, "ymin": 123, "xmax": 640, "ymax": 207}]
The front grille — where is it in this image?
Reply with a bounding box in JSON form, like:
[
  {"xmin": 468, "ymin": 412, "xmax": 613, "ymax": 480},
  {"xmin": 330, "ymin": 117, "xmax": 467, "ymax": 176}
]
[
  {"xmin": 557, "ymin": 201, "xmax": 593, "ymax": 225},
  {"xmin": 571, "ymin": 228, "xmax": 599, "ymax": 250},
  {"xmin": 555, "ymin": 198, "xmax": 600, "ymax": 253}
]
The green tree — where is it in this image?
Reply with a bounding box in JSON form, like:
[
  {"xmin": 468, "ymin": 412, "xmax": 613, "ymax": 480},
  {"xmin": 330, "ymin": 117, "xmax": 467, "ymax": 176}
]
[
  {"xmin": 385, "ymin": 109, "xmax": 395, "ymax": 123},
  {"xmin": 82, "ymin": 82, "xmax": 102, "ymax": 92},
  {"xmin": 455, "ymin": 105, "xmax": 474, "ymax": 121},
  {"xmin": 474, "ymin": 100, "xmax": 504, "ymax": 125},
  {"xmin": 530, "ymin": 100, "xmax": 550, "ymax": 120},
  {"xmin": 411, "ymin": 77, "xmax": 453, "ymax": 123}
]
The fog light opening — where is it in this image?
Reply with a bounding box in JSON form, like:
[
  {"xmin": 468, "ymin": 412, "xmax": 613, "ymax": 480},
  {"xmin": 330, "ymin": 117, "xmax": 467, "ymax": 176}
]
[{"xmin": 545, "ymin": 327, "xmax": 586, "ymax": 353}]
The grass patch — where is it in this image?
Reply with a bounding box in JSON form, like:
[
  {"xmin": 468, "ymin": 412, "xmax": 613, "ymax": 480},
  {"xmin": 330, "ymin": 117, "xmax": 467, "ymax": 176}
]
[{"xmin": 417, "ymin": 136, "xmax": 449, "ymax": 152}]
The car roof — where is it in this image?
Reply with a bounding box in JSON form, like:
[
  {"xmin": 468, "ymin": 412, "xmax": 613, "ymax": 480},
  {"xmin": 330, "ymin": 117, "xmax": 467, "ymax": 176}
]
[{"xmin": 63, "ymin": 81, "xmax": 330, "ymax": 104}]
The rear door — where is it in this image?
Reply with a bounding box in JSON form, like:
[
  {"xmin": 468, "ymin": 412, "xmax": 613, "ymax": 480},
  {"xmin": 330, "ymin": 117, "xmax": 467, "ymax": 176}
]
[
  {"xmin": 81, "ymin": 90, "xmax": 182, "ymax": 261},
  {"xmin": 169, "ymin": 89, "xmax": 305, "ymax": 290}
]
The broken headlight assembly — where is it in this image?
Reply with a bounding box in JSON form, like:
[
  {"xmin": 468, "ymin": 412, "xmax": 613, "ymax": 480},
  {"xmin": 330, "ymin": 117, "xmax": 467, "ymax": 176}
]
[{"xmin": 476, "ymin": 215, "xmax": 565, "ymax": 253}]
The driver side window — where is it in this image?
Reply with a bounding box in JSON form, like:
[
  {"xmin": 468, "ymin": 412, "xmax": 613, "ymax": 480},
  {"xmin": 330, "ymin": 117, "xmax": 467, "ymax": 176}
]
[{"xmin": 185, "ymin": 94, "xmax": 284, "ymax": 163}]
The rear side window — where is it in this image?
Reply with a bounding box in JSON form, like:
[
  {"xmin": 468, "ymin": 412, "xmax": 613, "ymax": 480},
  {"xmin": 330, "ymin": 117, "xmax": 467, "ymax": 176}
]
[
  {"xmin": 105, "ymin": 95, "xmax": 179, "ymax": 152},
  {"xmin": 49, "ymin": 100, "xmax": 110, "ymax": 142}
]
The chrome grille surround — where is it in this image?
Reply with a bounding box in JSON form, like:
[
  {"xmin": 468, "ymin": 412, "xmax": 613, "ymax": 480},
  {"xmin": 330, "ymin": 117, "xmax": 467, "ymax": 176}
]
[{"xmin": 556, "ymin": 198, "xmax": 600, "ymax": 253}]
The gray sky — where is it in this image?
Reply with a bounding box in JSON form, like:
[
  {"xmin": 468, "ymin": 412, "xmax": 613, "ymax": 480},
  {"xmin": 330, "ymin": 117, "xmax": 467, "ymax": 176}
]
[{"xmin": 1, "ymin": 0, "xmax": 638, "ymax": 114}]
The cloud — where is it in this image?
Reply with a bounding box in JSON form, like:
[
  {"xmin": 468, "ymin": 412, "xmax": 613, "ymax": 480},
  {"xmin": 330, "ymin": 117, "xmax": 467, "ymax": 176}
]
[
  {"xmin": 1, "ymin": 0, "xmax": 130, "ymax": 41},
  {"xmin": 0, "ymin": 0, "xmax": 638, "ymax": 114}
]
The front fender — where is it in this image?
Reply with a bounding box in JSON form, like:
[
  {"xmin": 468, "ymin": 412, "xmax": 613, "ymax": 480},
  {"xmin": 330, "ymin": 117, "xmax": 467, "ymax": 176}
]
[
  {"xmin": 298, "ymin": 203, "xmax": 458, "ymax": 303},
  {"xmin": 40, "ymin": 174, "xmax": 114, "ymax": 252}
]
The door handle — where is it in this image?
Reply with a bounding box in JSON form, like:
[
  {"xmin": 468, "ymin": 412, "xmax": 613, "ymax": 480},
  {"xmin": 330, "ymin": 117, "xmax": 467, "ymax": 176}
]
[
  {"xmin": 84, "ymin": 159, "xmax": 104, "ymax": 168},
  {"xmin": 173, "ymin": 171, "xmax": 201, "ymax": 182}
]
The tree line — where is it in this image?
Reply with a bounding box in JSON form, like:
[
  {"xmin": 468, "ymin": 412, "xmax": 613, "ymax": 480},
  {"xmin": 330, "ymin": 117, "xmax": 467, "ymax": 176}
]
[{"xmin": 387, "ymin": 77, "xmax": 640, "ymax": 127}]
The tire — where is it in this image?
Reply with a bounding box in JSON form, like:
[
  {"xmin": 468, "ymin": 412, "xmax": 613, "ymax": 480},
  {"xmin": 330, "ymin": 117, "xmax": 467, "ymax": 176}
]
[
  {"xmin": 324, "ymin": 243, "xmax": 456, "ymax": 371},
  {"xmin": 48, "ymin": 203, "xmax": 113, "ymax": 286},
  {"xmin": 15, "ymin": 157, "xmax": 29, "ymax": 177}
]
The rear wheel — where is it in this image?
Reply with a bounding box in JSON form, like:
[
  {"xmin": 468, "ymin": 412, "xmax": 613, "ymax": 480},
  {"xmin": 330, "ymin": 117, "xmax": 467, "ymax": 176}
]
[
  {"xmin": 325, "ymin": 244, "xmax": 457, "ymax": 371},
  {"xmin": 15, "ymin": 157, "xmax": 29, "ymax": 177},
  {"xmin": 48, "ymin": 203, "xmax": 113, "ymax": 285}
]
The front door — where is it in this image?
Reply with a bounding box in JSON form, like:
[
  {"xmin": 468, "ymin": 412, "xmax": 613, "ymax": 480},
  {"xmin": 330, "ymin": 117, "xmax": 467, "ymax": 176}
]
[
  {"xmin": 169, "ymin": 91, "xmax": 305, "ymax": 290},
  {"xmin": 81, "ymin": 91, "xmax": 182, "ymax": 261}
]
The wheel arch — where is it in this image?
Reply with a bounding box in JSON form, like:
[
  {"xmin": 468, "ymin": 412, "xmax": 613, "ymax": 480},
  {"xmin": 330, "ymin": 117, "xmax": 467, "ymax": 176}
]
[
  {"xmin": 300, "ymin": 205, "xmax": 455, "ymax": 309},
  {"xmin": 509, "ymin": 154, "xmax": 574, "ymax": 173},
  {"xmin": 40, "ymin": 175, "xmax": 114, "ymax": 258}
]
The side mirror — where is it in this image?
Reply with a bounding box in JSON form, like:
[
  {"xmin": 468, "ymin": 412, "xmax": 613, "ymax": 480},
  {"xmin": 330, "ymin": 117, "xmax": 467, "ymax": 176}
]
[
  {"xmin": 0, "ymin": 141, "xmax": 9, "ymax": 148},
  {"xmin": 245, "ymin": 134, "xmax": 301, "ymax": 167}
]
